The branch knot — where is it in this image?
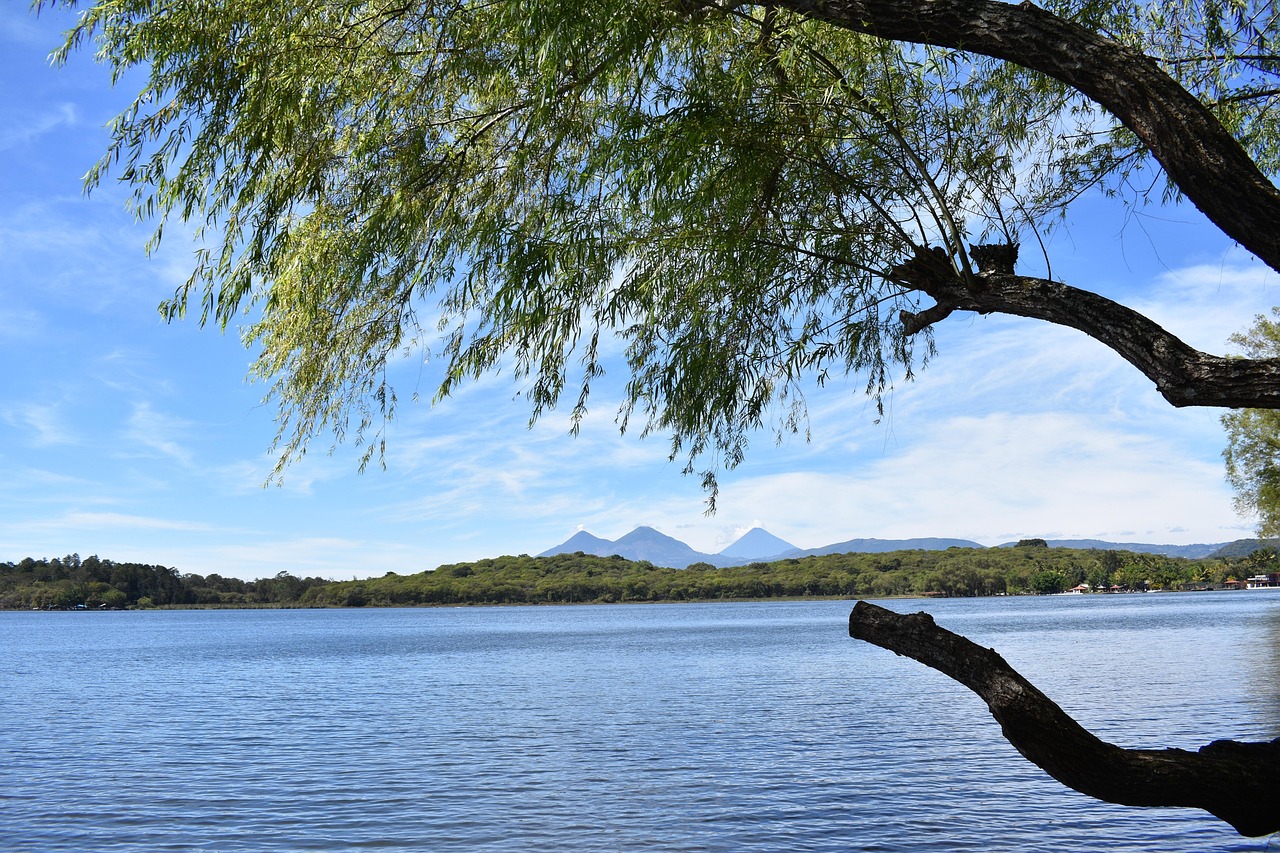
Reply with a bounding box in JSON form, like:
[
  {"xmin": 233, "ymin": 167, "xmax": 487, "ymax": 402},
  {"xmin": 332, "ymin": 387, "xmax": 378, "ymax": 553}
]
[
  {"xmin": 889, "ymin": 245, "xmax": 954, "ymax": 288},
  {"xmin": 970, "ymin": 242, "xmax": 1019, "ymax": 275}
]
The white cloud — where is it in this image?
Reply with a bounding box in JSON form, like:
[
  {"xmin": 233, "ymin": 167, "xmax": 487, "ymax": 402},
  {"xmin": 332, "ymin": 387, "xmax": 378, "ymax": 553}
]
[
  {"xmin": 1129, "ymin": 252, "xmax": 1280, "ymax": 351},
  {"xmin": 142, "ymin": 536, "xmax": 432, "ymax": 580},
  {"xmin": 0, "ymin": 4, "xmax": 62, "ymax": 47},
  {"xmin": 696, "ymin": 411, "xmax": 1244, "ymax": 549},
  {"xmin": 26, "ymin": 511, "xmax": 217, "ymax": 532},
  {"xmin": 5, "ymin": 402, "xmax": 75, "ymax": 446},
  {"xmin": 92, "ymin": 347, "xmax": 180, "ymax": 397},
  {"xmin": 124, "ymin": 402, "xmax": 194, "ymax": 465},
  {"xmin": 0, "ymin": 102, "xmax": 76, "ymax": 152}
]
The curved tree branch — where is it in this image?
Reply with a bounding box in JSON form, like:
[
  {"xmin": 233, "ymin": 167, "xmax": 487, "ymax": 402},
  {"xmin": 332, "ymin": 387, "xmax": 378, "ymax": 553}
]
[
  {"xmin": 773, "ymin": 0, "xmax": 1280, "ymax": 274},
  {"xmin": 891, "ymin": 252, "xmax": 1280, "ymax": 407},
  {"xmin": 849, "ymin": 600, "xmax": 1280, "ymax": 837}
]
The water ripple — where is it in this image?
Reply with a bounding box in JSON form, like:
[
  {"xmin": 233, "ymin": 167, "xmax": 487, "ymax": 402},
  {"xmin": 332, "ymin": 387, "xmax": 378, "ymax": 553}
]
[{"xmin": 2, "ymin": 597, "xmax": 1277, "ymax": 851}]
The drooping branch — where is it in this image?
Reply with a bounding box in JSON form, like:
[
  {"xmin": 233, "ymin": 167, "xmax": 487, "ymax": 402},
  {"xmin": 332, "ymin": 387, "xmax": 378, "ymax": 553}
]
[
  {"xmin": 891, "ymin": 250, "xmax": 1280, "ymax": 408},
  {"xmin": 773, "ymin": 0, "xmax": 1280, "ymax": 275},
  {"xmin": 849, "ymin": 600, "xmax": 1280, "ymax": 837}
]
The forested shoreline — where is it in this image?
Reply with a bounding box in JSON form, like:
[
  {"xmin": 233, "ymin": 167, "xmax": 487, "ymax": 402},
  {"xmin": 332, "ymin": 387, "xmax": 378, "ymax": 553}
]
[
  {"xmin": 3, "ymin": 545, "xmax": 1275, "ymax": 610},
  {"xmin": 0, "ymin": 555, "xmax": 331, "ymax": 610}
]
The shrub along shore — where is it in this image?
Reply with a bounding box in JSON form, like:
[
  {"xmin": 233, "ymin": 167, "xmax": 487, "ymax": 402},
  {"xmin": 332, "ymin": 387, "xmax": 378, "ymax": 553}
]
[{"xmin": 3, "ymin": 544, "xmax": 1274, "ymax": 610}]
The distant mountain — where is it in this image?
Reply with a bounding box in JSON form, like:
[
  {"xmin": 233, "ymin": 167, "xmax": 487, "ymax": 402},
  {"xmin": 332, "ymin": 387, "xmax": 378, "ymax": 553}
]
[
  {"xmin": 611, "ymin": 526, "xmax": 721, "ymax": 567},
  {"xmin": 542, "ymin": 525, "xmax": 801, "ymax": 568},
  {"xmin": 782, "ymin": 537, "xmax": 984, "ymax": 558},
  {"xmin": 718, "ymin": 528, "xmax": 797, "ymax": 560},
  {"xmin": 539, "ymin": 527, "xmax": 1254, "ymax": 568},
  {"xmin": 542, "ymin": 530, "xmax": 615, "ymax": 556},
  {"xmin": 995, "ymin": 539, "xmax": 1232, "ymax": 559},
  {"xmin": 538, "ymin": 526, "xmax": 734, "ymax": 568},
  {"xmin": 1208, "ymin": 538, "xmax": 1280, "ymax": 558}
]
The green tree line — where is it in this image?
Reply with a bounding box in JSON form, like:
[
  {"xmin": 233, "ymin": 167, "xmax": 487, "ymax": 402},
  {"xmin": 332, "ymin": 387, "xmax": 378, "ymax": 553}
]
[
  {"xmin": 302, "ymin": 546, "xmax": 1271, "ymax": 607},
  {"xmin": 5, "ymin": 547, "xmax": 1274, "ymax": 610},
  {"xmin": 0, "ymin": 554, "xmax": 331, "ymax": 610}
]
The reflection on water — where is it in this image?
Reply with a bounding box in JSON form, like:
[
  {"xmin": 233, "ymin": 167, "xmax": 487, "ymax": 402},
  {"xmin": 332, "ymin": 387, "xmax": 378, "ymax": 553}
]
[
  {"xmin": 2, "ymin": 594, "xmax": 1278, "ymax": 852},
  {"xmin": 1246, "ymin": 604, "xmax": 1280, "ymax": 739}
]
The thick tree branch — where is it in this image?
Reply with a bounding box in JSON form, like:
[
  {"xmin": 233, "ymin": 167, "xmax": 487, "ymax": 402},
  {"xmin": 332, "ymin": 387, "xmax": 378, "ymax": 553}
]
[
  {"xmin": 893, "ymin": 258, "xmax": 1280, "ymax": 408},
  {"xmin": 849, "ymin": 600, "xmax": 1280, "ymax": 837},
  {"xmin": 775, "ymin": 0, "xmax": 1280, "ymax": 274}
]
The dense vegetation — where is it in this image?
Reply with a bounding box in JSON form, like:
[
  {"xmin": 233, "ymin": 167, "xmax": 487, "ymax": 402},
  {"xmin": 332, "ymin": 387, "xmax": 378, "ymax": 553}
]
[
  {"xmin": 6, "ymin": 546, "xmax": 1274, "ymax": 610},
  {"xmin": 302, "ymin": 547, "xmax": 1274, "ymax": 606},
  {"xmin": 0, "ymin": 554, "xmax": 331, "ymax": 610}
]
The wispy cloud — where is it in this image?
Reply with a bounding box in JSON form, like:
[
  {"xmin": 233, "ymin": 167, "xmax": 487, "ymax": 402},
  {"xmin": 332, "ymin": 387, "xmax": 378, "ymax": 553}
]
[
  {"xmin": 155, "ymin": 536, "xmax": 426, "ymax": 580},
  {"xmin": 124, "ymin": 402, "xmax": 194, "ymax": 465},
  {"xmin": 1137, "ymin": 255, "xmax": 1280, "ymax": 352},
  {"xmin": 4, "ymin": 402, "xmax": 75, "ymax": 446},
  {"xmin": 90, "ymin": 347, "xmax": 179, "ymax": 397},
  {"xmin": 0, "ymin": 5, "xmax": 56, "ymax": 49},
  {"xmin": 0, "ymin": 103, "xmax": 76, "ymax": 152},
  {"xmin": 0, "ymin": 307, "xmax": 45, "ymax": 340},
  {"xmin": 627, "ymin": 411, "xmax": 1243, "ymax": 553},
  {"xmin": 29, "ymin": 511, "xmax": 217, "ymax": 532}
]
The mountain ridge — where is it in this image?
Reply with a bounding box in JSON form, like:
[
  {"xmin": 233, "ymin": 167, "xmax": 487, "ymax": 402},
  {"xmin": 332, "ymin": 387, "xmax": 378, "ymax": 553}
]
[
  {"xmin": 717, "ymin": 528, "xmax": 798, "ymax": 560},
  {"xmin": 994, "ymin": 538, "xmax": 1228, "ymax": 559},
  {"xmin": 538, "ymin": 527, "xmax": 1266, "ymax": 568}
]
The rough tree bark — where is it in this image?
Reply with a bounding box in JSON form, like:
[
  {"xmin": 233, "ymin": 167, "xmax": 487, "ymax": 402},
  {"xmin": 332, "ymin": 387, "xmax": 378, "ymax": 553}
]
[
  {"xmin": 849, "ymin": 600, "xmax": 1280, "ymax": 837},
  {"xmin": 890, "ymin": 247, "xmax": 1280, "ymax": 408}
]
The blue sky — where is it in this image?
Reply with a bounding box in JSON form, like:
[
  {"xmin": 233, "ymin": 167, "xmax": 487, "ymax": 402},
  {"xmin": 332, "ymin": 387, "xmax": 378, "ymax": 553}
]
[{"xmin": 3, "ymin": 5, "xmax": 1279, "ymax": 580}]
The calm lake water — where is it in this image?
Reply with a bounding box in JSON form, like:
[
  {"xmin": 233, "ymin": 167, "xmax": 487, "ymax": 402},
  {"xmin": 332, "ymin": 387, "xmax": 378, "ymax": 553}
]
[{"xmin": 3, "ymin": 593, "xmax": 1279, "ymax": 851}]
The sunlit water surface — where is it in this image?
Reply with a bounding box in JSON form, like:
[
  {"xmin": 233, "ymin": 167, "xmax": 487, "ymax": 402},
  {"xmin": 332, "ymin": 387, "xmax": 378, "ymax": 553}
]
[{"xmin": 3, "ymin": 593, "xmax": 1279, "ymax": 851}]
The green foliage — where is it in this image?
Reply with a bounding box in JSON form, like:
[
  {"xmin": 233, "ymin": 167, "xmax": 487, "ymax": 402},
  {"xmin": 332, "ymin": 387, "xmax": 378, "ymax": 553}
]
[
  {"xmin": 1223, "ymin": 309, "xmax": 1280, "ymax": 535},
  {"xmin": 293, "ymin": 546, "xmax": 1224, "ymax": 606},
  {"xmin": 0, "ymin": 556, "xmax": 331, "ymax": 609},
  {"xmin": 1028, "ymin": 569, "xmax": 1068, "ymax": 595},
  {"xmin": 42, "ymin": 0, "xmax": 1280, "ymax": 491},
  {"xmin": 1, "ymin": 547, "xmax": 1246, "ymax": 609}
]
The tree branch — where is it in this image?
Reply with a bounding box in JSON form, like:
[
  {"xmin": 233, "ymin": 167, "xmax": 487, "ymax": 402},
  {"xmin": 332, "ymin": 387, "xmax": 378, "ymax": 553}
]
[
  {"xmin": 774, "ymin": 0, "xmax": 1280, "ymax": 274},
  {"xmin": 893, "ymin": 261, "xmax": 1280, "ymax": 408},
  {"xmin": 849, "ymin": 600, "xmax": 1280, "ymax": 837},
  {"xmin": 899, "ymin": 301, "xmax": 955, "ymax": 336}
]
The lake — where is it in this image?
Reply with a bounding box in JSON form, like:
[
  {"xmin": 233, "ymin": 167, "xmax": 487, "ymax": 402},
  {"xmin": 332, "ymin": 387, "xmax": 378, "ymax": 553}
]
[{"xmin": 3, "ymin": 593, "xmax": 1279, "ymax": 851}]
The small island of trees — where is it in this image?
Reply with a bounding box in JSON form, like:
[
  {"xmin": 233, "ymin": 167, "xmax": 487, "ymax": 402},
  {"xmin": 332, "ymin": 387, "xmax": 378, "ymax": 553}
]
[{"xmin": 3, "ymin": 545, "xmax": 1276, "ymax": 610}]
